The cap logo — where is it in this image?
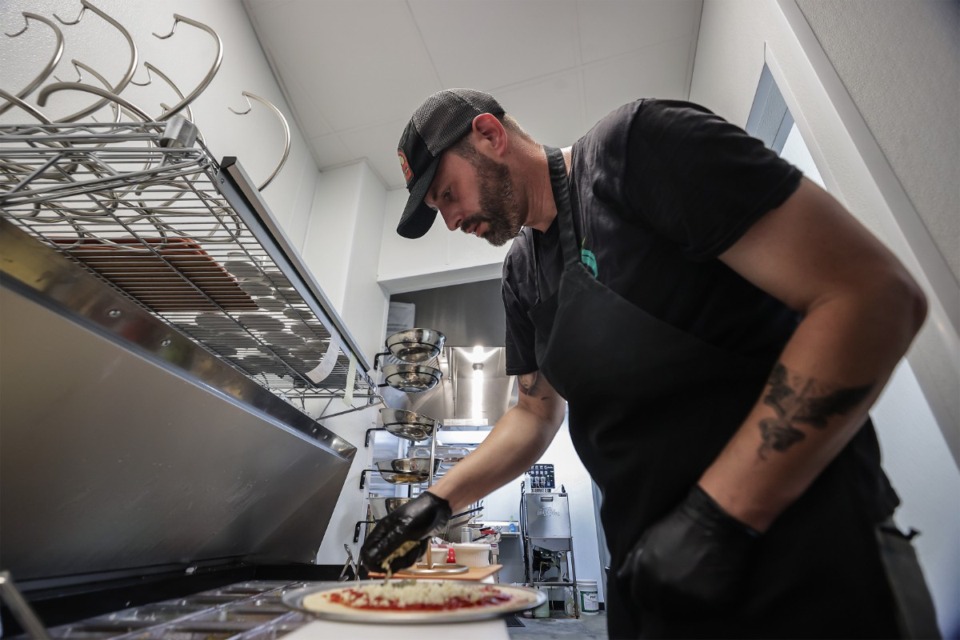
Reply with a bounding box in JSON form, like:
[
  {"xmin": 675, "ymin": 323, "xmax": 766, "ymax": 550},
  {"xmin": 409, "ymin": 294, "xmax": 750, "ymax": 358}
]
[{"xmin": 398, "ymin": 149, "xmax": 414, "ymax": 184}]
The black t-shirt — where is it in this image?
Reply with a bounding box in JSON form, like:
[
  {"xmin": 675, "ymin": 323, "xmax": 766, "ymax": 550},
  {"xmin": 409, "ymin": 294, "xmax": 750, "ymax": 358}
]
[{"xmin": 503, "ymin": 99, "xmax": 804, "ymax": 375}]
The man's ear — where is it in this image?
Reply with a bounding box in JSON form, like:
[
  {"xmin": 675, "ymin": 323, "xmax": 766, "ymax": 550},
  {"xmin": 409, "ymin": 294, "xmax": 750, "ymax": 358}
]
[{"xmin": 471, "ymin": 113, "xmax": 507, "ymax": 154}]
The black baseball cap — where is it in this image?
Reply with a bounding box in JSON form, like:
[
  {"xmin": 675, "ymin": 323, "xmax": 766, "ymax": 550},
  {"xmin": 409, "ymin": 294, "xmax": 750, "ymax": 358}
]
[{"xmin": 396, "ymin": 88, "xmax": 505, "ymax": 239}]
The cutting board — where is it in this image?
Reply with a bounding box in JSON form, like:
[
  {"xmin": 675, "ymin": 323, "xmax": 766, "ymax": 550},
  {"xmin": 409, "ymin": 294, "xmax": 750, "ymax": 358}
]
[{"xmin": 369, "ymin": 564, "xmax": 502, "ymax": 582}]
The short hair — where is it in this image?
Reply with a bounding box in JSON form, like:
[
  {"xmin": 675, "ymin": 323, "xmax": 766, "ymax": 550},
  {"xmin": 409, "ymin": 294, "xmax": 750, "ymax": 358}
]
[{"xmin": 449, "ymin": 112, "xmax": 534, "ymax": 161}]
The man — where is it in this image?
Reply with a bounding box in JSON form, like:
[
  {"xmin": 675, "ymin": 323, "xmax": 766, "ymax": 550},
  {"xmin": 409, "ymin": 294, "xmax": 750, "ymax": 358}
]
[{"xmin": 361, "ymin": 89, "xmax": 938, "ymax": 638}]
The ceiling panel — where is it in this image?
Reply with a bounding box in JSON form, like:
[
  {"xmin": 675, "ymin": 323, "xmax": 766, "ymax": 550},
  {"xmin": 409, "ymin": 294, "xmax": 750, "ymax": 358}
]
[
  {"xmin": 338, "ymin": 117, "xmax": 411, "ymax": 187},
  {"xmin": 490, "ymin": 71, "xmax": 586, "ymax": 151},
  {"xmin": 248, "ymin": 0, "xmax": 441, "ymax": 131},
  {"xmin": 408, "ymin": 0, "xmax": 580, "ymax": 91},
  {"xmin": 582, "ymin": 36, "xmax": 697, "ymax": 125},
  {"xmin": 306, "ymin": 131, "xmax": 357, "ymax": 171},
  {"xmin": 577, "ymin": 0, "xmax": 703, "ymax": 63},
  {"xmin": 243, "ymin": 0, "xmax": 703, "ymax": 187}
]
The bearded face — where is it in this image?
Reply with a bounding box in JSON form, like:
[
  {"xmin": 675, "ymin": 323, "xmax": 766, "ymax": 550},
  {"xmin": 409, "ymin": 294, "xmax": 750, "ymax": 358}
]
[{"xmin": 458, "ymin": 151, "xmax": 525, "ymax": 247}]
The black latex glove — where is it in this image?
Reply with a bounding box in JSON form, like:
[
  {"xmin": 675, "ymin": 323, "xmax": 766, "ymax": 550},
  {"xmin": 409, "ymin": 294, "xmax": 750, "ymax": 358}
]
[
  {"xmin": 617, "ymin": 485, "xmax": 760, "ymax": 615},
  {"xmin": 359, "ymin": 491, "xmax": 452, "ymax": 574}
]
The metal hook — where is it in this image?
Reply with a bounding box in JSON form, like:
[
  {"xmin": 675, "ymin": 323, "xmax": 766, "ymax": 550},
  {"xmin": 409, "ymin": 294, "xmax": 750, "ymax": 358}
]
[
  {"xmin": 0, "ymin": 13, "xmax": 65, "ymax": 116},
  {"xmin": 0, "ymin": 89, "xmax": 52, "ymax": 124},
  {"xmin": 52, "ymin": 2, "xmax": 88, "ymax": 26},
  {"xmin": 38, "ymin": 82, "xmax": 153, "ymax": 123},
  {"xmin": 5, "ymin": 13, "xmax": 32, "ymax": 37},
  {"xmin": 50, "ymin": 60, "xmax": 123, "ymax": 123},
  {"xmin": 152, "ymin": 14, "xmax": 223, "ymax": 121},
  {"xmin": 228, "ymin": 92, "xmax": 291, "ymax": 191},
  {"xmin": 130, "ymin": 64, "xmax": 154, "ymax": 87},
  {"xmin": 65, "ymin": 61, "xmax": 123, "ymax": 124},
  {"xmin": 146, "ymin": 62, "xmax": 195, "ymax": 123},
  {"xmin": 152, "ymin": 15, "xmax": 181, "ymax": 40},
  {"xmin": 55, "ymin": 1, "xmax": 140, "ymax": 123}
]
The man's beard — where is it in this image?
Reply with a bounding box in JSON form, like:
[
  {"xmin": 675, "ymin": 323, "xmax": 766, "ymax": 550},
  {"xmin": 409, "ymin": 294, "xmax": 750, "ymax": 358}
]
[{"xmin": 462, "ymin": 154, "xmax": 523, "ymax": 247}]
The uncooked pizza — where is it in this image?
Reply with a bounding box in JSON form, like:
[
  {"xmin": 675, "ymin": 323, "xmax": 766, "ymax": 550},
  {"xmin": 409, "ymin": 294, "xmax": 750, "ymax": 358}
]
[{"xmin": 305, "ymin": 580, "xmax": 512, "ymax": 612}]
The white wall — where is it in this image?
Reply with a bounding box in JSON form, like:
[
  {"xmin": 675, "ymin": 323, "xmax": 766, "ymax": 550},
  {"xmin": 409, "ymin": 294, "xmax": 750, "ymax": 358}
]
[
  {"xmin": 0, "ymin": 0, "xmax": 318, "ymax": 240},
  {"xmin": 312, "ymin": 405, "xmax": 381, "ymax": 565},
  {"xmin": 692, "ymin": 2, "xmax": 959, "ymax": 634},
  {"xmin": 300, "ymin": 161, "xmax": 391, "ymax": 364},
  {"xmin": 378, "ymin": 188, "xmax": 512, "ymax": 294}
]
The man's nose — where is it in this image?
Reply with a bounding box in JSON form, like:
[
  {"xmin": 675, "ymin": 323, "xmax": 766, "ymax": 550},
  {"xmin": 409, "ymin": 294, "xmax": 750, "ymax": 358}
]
[{"xmin": 440, "ymin": 208, "xmax": 461, "ymax": 231}]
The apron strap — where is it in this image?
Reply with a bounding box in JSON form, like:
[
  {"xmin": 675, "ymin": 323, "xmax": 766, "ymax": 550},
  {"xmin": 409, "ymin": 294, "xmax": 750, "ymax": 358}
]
[{"xmin": 544, "ymin": 146, "xmax": 580, "ymax": 269}]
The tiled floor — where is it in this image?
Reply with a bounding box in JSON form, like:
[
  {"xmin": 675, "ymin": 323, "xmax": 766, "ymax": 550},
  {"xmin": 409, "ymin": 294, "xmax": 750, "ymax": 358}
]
[{"xmin": 508, "ymin": 612, "xmax": 608, "ymax": 639}]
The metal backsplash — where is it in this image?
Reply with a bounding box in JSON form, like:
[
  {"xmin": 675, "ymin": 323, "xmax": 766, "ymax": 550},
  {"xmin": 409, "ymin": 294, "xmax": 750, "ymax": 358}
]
[
  {"xmin": 398, "ymin": 347, "xmax": 518, "ymax": 428},
  {"xmin": 0, "ymin": 272, "xmax": 351, "ymax": 584}
]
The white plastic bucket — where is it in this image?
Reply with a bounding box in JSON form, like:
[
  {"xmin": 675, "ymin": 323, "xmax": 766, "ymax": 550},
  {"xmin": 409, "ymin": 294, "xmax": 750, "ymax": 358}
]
[
  {"xmin": 578, "ymin": 579, "xmax": 599, "ymax": 614},
  {"xmin": 451, "ymin": 543, "xmax": 490, "ymax": 567},
  {"xmin": 533, "ymin": 586, "xmax": 550, "ymax": 618}
]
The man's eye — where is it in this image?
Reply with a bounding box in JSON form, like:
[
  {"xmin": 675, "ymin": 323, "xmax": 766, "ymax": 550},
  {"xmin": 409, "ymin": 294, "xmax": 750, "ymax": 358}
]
[{"xmin": 442, "ymin": 189, "xmax": 452, "ymax": 202}]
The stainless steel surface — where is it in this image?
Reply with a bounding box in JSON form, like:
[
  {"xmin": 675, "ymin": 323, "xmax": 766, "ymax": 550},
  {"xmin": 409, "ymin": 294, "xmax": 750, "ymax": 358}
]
[
  {"xmin": 374, "ymin": 458, "xmax": 441, "ymax": 484},
  {"xmin": 376, "ymin": 458, "xmax": 441, "ymax": 475},
  {"xmin": 159, "ymin": 114, "xmax": 199, "ymax": 148},
  {"xmin": 382, "ymin": 363, "xmax": 442, "ymax": 393},
  {"xmin": 405, "ymin": 564, "xmax": 469, "ymax": 575},
  {"xmin": 368, "ymin": 497, "xmax": 414, "ymax": 520},
  {"xmin": 0, "ymin": 281, "xmax": 353, "ymax": 581},
  {"xmin": 523, "ymin": 493, "xmax": 572, "ymax": 539},
  {"xmin": 0, "ymin": 572, "xmax": 51, "ymax": 640},
  {"xmin": 20, "ymin": 580, "xmax": 312, "ymax": 638},
  {"xmin": 0, "ymin": 121, "xmax": 377, "ymax": 416},
  {"xmin": 0, "ymin": 217, "xmax": 354, "ymax": 452},
  {"xmin": 402, "ymin": 347, "xmax": 517, "ymax": 427},
  {"xmin": 379, "ymin": 407, "xmax": 438, "ymax": 441},
  {"xmin": 384, "ymin": 328, "xmax": 447, "ymax": 363}
]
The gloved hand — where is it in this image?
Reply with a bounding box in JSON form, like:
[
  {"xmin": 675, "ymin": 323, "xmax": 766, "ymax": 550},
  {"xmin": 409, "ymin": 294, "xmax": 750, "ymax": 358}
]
[
  {"xmin": 360, "ymin": 491, "xmax": 452, "ymax": 574},
  {"xmin": 617, "ymin": 485, "xmax": 760, "ymax": 615}
]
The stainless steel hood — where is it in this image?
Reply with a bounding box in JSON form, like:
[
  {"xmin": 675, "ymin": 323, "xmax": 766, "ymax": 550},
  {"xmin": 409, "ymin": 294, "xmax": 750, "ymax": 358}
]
[
  {"xmin": 392, "ymin": 346, "xmax": 518, "ymax": 428},
  {"xmin": 0, "ymin": 120, "xmax": 370, "ymax": 588},
  {"xmin": 0, "ymin": 219, "xmax": 355, "ymax": 584}
]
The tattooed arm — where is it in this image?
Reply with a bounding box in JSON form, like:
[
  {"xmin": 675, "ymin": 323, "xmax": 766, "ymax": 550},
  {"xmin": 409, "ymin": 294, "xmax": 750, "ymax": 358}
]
[
  {"xmin": 699, "ymin": 177, "xmax": 927, "ymax": 532},
  {"xmin": 427, "ymin": 370, "xmax": 566, "ymax": 513}
]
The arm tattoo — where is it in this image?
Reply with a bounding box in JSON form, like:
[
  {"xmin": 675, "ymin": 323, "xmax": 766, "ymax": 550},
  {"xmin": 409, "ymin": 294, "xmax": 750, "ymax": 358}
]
[
  {"xmin": 757, "ymin": 362, "xmax": 873, "ymax": 459},
  {"xmin": 518, "ymin": 371, "xmax": 541, "ymax": 397}
]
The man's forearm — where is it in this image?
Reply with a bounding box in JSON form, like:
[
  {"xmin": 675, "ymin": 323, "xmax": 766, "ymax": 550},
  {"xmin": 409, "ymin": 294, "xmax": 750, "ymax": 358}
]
[
  {"xmin": 427, "ymin": 403, "xmax": 562, "ymax": 512},
  {"xmin": 699, "ymin": 278, "xmax": 926, "ymax": 532}
]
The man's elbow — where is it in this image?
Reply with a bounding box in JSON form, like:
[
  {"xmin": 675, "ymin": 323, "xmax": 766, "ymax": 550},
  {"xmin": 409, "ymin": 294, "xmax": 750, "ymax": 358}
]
[{"xmin": 882, "ymin": 265, "xmax": 928, "ymax": 344}]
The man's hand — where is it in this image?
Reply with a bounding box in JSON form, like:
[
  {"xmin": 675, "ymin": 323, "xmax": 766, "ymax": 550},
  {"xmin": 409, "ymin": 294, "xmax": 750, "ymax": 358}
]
[
  {"xmin": 359, "ymin": 492, "xmax": 452, "ymax": 574},
  {"xmin": 617, "ymin": 485, "xmax": 760, "ymax": 615}
]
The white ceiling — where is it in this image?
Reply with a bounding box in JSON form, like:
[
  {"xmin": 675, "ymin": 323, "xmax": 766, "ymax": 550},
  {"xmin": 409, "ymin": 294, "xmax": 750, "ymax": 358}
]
[{"xmin": 243, "ymin": 0, "xmax": 703, "ymax": 191}]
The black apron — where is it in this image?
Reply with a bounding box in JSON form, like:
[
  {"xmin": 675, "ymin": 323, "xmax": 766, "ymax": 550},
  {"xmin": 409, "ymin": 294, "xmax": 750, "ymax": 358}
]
[{"xmin": 528, "ymin": 147, "xmax": 906, "ymax": 638}]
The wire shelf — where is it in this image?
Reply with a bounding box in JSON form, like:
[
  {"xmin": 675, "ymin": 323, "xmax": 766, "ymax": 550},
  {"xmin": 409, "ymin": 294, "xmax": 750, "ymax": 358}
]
[{"xmin": 0, "ymin": 121, "xmax": 378, "ymax": 416}]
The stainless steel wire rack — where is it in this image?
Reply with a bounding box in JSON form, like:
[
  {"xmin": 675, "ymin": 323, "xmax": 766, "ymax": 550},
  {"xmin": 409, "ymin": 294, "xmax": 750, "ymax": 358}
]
[{"xmin": 0, "ymin": 119, "xmax": 378, "ymax": 418}]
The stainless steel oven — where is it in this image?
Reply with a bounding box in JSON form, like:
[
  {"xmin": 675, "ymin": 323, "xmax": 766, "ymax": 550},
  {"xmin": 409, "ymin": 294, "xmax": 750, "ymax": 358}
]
[{"xmin": 0, "ymin": 119, "xmax": 378, "ymax": 636}]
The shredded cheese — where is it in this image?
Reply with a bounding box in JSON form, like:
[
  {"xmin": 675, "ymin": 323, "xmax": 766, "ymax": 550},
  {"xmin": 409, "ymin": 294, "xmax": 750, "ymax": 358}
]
[
  {"xmin": 324, "ymin": 580, "xmax": 512, "ymax": 610},
  {"xmin": 381, "ymin": 539, "xmax": 420, "ymax": 581}
]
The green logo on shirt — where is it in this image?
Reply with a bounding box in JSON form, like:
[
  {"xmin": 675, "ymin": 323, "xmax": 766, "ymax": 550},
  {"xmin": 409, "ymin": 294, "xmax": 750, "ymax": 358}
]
[{"xmin": 580, "ymin": 238, "xmax": 598, "ymax": 278}]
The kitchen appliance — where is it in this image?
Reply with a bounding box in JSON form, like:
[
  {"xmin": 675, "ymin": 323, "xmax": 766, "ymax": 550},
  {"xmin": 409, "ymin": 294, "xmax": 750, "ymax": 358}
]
[
  {"xmin": 375, "ymin": 328, "xmax": 446, "ymax": 368},
  {"xmin": 380, "ymin": 363, "xmax": 443, "ymax": 393},
  {"xmin": 523, "ymin": 493, "xmax": 572, "ymax": 539},
  {"xmin": 520, "ymin": 489, "xmax": 579, "ymax": 617},
  {"xmin": 0, "ymin": 118, "xmax": 379, "ymax": 634},
  {"xmin": 378, "ymin": 408, "xmax": 438, "ymax": 441}
]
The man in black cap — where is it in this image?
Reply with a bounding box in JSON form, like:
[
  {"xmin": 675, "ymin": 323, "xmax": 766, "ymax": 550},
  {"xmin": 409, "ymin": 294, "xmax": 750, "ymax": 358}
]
[{"xmin": 361, "ymin": 89, "xmax": 938, "ymax": 638}]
